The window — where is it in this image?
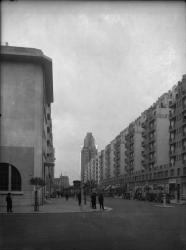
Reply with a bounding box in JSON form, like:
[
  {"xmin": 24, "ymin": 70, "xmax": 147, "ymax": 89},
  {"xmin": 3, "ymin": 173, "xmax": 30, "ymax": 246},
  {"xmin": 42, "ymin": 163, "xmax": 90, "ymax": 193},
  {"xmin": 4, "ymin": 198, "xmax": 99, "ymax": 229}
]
[
  {"xmin": 0, "ymin": 163, "xmax": 21, "ymax": 191},
  {"xmin": 170, "ymin": 169, "xmax": 174, "ymax": 177},
  {"xmin": 177, "ymin": 168, "xmax": 180, "ymax": 176}
]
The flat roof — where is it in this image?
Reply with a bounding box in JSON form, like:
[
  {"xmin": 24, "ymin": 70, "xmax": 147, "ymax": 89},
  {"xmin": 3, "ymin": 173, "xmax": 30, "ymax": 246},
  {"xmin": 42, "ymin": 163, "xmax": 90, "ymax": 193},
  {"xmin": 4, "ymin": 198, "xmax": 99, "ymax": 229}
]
[{"xmin": 0, "ymin": 45, "xmax": 54, "ymax": 103}]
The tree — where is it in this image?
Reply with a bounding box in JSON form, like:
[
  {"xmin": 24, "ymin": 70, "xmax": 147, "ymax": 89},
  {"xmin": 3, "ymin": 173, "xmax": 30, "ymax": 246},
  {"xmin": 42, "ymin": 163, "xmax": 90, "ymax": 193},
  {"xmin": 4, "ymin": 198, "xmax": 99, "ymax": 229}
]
[{"xmin": 30, "ymin": 177, "xmax": 45, "ymax": 211}]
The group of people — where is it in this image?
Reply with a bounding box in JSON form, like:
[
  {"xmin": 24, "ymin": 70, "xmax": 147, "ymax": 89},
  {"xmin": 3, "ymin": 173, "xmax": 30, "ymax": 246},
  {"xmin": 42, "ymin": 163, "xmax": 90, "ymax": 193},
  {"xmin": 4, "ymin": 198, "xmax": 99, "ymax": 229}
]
[
  {"xmin": 5, "ymin": 191, "xmax": 105, "ymax": 213},
  {"xmin": 76, "ymin": 190, "xmax": 104, "ymax": 210},
  {"xmin": 91, "ymin": 192, "xmax": 104, "ymax": 210}
]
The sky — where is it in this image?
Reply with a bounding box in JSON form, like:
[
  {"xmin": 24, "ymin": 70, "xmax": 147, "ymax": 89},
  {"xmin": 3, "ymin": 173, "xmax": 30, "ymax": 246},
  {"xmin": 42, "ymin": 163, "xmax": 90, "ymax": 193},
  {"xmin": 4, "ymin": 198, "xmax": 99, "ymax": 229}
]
[{"xmin": 1, "ymin": 1, "xmax": 186, "ymax": 184}]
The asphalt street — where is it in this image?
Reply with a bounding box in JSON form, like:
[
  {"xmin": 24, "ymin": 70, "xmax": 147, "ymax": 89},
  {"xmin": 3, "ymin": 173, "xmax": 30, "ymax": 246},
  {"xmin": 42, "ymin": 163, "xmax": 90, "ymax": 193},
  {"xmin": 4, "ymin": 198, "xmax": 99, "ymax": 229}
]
[{"xmin": 1, "ymin": 198, "xmax": 186, "ymax": 250}]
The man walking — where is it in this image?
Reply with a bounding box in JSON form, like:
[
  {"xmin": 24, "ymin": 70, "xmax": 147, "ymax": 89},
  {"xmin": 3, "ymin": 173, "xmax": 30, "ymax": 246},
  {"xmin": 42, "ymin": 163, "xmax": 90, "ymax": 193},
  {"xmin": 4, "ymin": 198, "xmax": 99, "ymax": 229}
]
[
  {"xmin": 98, "ymin": 192, "xmax": 104, "ymax": 210},
  {"xmin": 77, "ymin": 190, "xmax": 81, "ymax": 206}
]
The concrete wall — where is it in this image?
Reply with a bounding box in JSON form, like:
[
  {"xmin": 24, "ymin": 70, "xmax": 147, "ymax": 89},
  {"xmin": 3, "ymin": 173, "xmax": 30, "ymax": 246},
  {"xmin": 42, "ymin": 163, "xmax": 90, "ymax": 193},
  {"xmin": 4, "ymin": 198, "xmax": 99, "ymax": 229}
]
[
  {"xmin": 0, "ymin": 146, "xmax": 35, "ymax": 206},
  {"xmin": 0, "ymin": 61, "xmax": 45, "ymax": 206},
  {"xmin": 1, "ymin": 62, "xmax": 43, "ymax": 177}
]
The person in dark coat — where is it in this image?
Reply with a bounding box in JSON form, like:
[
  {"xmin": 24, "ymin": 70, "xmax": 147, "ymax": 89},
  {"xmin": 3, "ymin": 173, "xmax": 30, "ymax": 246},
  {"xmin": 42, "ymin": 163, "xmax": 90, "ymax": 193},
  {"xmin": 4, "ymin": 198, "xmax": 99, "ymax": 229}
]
[
  {"xmin": 77, "ymin": 191, "xmax": 81, "ymax": 206},
  {"xmin": 92, "ymin": 192, "xmax": 97, "ymax": 209},
  {"xmin": 91, "ymin": 192, "xmax": 94, "ymax": 208},
  {"xmin": 65, "ymin": 192, "xmax": 69, "ymax": 201},
  {"xmin": 6, "ymin": 193, "xmax": 13, "ymax": 213},
  {"xmin": 98, "ymin": 192, "xmax": 104, "ymax": 210}
]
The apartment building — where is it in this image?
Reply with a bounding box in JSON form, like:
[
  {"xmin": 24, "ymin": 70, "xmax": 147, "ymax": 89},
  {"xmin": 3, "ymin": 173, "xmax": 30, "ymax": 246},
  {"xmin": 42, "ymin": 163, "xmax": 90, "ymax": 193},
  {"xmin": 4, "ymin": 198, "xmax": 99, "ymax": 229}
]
[
  {"xmin": 98, "ymin": 150, "xmax": 104, "ymax": 184},
  {"xmin": 104, "ymin": 144, "xmax": 111, "ymax": 180},
  {"xmin": 141, "ymin": 93, "xmax": 172, "ymax": 171},
  {"xmin": 0, "ymin": 45, "xmax": 55, "ymax": 206},
  {"xmin": 125, "ymin": 116, "xmax": 144, "ymax": 174},
  {"xmin": 113, "ymin": 135, "xmax": 121, "ymax": 178},
  {"xmin": 169, "ymin": 75, "xmax": 186, "ymax": 198},
  {"xmin": 120, "ymin": 128, "xmax": 128, "ymax": 176}
]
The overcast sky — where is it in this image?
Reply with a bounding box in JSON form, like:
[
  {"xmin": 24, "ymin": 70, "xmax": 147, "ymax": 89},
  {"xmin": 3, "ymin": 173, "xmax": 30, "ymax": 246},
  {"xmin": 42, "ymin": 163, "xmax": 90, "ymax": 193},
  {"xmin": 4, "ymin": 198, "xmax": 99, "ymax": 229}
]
[{"xmin": 2, "ymin": 1, "xmax": 186, "ymax": 183}]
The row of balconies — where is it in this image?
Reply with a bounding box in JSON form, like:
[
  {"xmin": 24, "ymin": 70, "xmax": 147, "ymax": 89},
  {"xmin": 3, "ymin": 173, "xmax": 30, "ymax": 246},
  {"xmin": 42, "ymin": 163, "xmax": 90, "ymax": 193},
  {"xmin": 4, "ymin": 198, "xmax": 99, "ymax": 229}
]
[{"xmin": 118, "ymin": 167, "xmax": 186, "ymax": 183}]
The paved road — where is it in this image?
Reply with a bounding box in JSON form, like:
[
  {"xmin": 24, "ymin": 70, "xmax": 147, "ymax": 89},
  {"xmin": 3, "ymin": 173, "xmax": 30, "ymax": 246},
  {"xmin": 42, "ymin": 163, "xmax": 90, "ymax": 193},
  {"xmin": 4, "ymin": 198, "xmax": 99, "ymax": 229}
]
[{"xmin": 1, "ymin": 198, "xmax": 186, "ymax": 250}]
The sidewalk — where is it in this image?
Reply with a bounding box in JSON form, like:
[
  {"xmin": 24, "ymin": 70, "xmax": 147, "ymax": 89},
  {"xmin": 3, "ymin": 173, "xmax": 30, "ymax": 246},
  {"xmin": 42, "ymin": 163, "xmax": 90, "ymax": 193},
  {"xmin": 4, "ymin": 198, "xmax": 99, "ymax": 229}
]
[{"xmin": 0, "ymin": 197, "xmax": 112, "ymax": 214}]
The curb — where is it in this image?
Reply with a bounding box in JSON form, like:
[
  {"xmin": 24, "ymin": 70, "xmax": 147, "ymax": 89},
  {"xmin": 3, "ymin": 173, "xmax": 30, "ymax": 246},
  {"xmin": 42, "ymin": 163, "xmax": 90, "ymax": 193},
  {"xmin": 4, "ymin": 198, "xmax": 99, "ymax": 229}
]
[{"xmin": 0, "ymin": 207, "xmax": 112, "ymax": 214}]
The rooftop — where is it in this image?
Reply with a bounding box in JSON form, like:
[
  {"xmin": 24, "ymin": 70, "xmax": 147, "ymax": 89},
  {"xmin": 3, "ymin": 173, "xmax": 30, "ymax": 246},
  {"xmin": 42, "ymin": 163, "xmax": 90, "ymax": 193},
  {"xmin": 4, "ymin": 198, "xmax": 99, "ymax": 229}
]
[{"xmin": 0, "ymin": 45, "xmax": 53, "ymax": 103}]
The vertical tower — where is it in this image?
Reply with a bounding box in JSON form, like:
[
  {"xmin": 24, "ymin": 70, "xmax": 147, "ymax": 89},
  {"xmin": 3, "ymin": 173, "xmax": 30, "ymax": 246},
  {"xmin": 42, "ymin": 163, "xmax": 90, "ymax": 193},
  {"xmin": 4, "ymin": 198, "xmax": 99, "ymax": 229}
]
[{"xmin": 81, "ymin": 133, "xmax": 97, "ymax": 182}]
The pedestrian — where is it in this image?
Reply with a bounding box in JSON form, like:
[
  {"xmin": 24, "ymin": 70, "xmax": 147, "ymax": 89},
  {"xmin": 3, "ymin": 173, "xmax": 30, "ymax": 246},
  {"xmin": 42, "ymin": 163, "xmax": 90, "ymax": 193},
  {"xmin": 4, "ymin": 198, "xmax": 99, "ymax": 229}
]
[
  {"xmin": 91, "ymin": 192, "xmax": 94, "ymax": 208},
  {"xmin": 77, "ymin": 191, "xmax": 81, "ymax": 206},
  {"xmin": 92, "ymin": 192, "xmax": 97, "ymax": 209},
  {"xmin": 98, "ymin": 192, "xmax": 104, "ymax": 210},
  {"xmin": 65, "ymin": 192, "xmax": 69, "ymax": 201},
  {"xmin": 83, "ymin": 191, "xmax": 86, "ymax": 205},
  {"xmin": 6, "ymin": 193, "xmax": 13, "ymax": 213}
]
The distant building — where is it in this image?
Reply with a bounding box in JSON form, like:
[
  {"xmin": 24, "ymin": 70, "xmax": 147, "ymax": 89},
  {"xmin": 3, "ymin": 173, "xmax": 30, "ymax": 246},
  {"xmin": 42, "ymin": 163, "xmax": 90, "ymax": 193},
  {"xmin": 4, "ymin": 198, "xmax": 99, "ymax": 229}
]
[
  {"xmin": 98, "ymin": 150, "xmax": 104, "ymax": 184},
  {"xmin": 84, "ymin": 154, "xmax": 99, "ymax": 185},
  {"xmin": 54, "ymin": 174, "xmax": 70, "ymax": 192},
  {"xmin": 61, "ymin": 175, "xmax": 70, "ymax": 189},
  {"xmin": 81, "ymin": 132, "xmax": 97, "ymax": 182},
  {"xmin": 0, "ymin": 45, "xmax": 55, "ymax": 206}
]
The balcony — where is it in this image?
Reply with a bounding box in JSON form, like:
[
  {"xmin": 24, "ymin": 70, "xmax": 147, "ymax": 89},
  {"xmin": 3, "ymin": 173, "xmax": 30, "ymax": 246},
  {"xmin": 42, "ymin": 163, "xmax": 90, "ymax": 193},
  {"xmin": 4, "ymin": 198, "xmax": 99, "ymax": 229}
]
[
  {"xmin": 169, "ymin": 110, "xmax": 176, "ymax": 119},
  {"xmin": 141, "ymin": 141, "xmax": 146, "ymax": 147},
  {"xmin": 169, "ymin": 124, "xmax": 176, "ymax": 131},
  {"xmin": 129, "ymin": 147, "xmax": 134, "ymax": 153},
  {"xmin": 142, "ymin": 122, "xmax": 146, "ymax": 129},
  {"xmin": 148, "ymin": 157, "xmax": 155, "ymax": 164},
  {"xmin": 183, "ymin": 130, "xmax": 186, "ymax": 138},
  {"xmin": 182, "ymin": 101, "xmax": 186, "ymax": 110},
  {"xmin": 148, "ymin": 113, "xmax": 156, "ymax": 122},
  {"xmin": 169, "ymin": 150, "xmax": 176, "ymax": 156},
  {"xmin": 149, "ymin": 135, "xmax": 155, "ymax": 143},
  {"xmin": 125, "ymin": 159, "xmax": 129, "ymax": 164},
  {"xmin": 115, "ymin": 154, "xmax": 120, "ymax": 161},
  {"xmin": 149, "ymin": 146, "xmax": 155, "ymax": 153},
  {"xmin": 169, "ymin": 101, "xmax": 176, "ymax": 108},
  {"xmin": 141, "ymin": 160, "xmax": 146, "ymax": 166},
  {"xmin": 169, "ymin": 137, "xmax": 176, "ymax": 143},
  {"xmin": 142, "ymin": 131, "xmax": 146, "ymax": 138},
  {"xmin": 142, "ymin": 151, "xmax": 145, "ymax": 156},
  {"xmin": 183, "ymin": 115, "xmax": 186, "ymax": 123},
  {"xmin": 182, "ymin": 145, "xmax": 186, "ymax": 152},
  {"xmin": 149, "ymin": 126, "xmax": 155, "ymax": 133}
]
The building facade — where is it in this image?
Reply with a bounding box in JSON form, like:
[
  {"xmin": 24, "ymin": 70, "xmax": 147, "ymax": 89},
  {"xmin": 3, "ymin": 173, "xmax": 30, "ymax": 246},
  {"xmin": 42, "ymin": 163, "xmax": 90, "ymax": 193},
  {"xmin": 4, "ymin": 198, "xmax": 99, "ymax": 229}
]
[
  {"xmin": 81, "ymin": 132, "xmax": 97, "ymax": 183},
  {"xmin": 96, "ymin": 75, "xmax": 186, "ymax": 202},
  {"xmin": 141, "ymin": 93, "xmax": 172, "ymax": 171},
  {"xmin": 54, "ymin": 174, "xmax": 70, "ymax": 193},
  {"xmin": 125, "ymin": 115, "xmax": 145, "ymax": 174},
  {"xmin": 169, "ymin": 75, "xmax": 186, "ymax": 199},
  {"xmin": 0, "ymin": 45, "xmax": 55, "ymax": 206}
]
